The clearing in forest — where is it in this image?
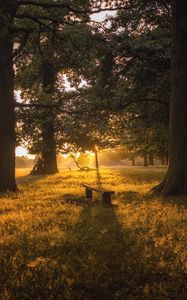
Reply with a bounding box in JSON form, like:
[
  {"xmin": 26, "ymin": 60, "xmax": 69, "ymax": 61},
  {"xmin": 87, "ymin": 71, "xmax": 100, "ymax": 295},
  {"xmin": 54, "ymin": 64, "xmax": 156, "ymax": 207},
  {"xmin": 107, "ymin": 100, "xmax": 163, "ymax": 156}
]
[{"xmin": 0, "ymin": 167, "xmax": 186, "ymax": 300}]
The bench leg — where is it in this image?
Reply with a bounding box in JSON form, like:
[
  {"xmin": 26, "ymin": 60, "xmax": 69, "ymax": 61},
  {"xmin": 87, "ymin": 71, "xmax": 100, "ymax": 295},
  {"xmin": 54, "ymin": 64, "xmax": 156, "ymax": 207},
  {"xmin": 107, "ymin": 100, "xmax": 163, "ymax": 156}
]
[
  {"xmin": 102, "ymin": 192, "xmax": 111, "ymax": 206},
  {"xmin": 85, "ymin": 188, "xmax": 92, "ymax": 199}
]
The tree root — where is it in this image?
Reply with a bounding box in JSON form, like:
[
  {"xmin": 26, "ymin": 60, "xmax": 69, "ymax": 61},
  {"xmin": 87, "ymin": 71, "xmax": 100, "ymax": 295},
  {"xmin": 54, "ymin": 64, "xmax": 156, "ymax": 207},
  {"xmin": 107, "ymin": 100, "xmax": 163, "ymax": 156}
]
[{"xmin": 30, "ymin": 158, "xmax": 45, "ymax": 175}]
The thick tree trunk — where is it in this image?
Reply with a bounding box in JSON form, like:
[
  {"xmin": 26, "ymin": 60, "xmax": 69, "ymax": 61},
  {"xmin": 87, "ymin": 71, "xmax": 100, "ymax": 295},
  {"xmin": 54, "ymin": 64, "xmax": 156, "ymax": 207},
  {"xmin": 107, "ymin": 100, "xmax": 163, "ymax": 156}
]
[
  {"xmin": 148, "ymin": 154, "xmax": 154, "ymax": 165},
  {"xmin": 0, "ymin": 2, "xmax": 17, "ymax": 192},
  {"xmin": 41, "ymin": 117, "xmax": 58, "ymax": 174},
  {"xmin": 131, "ymin": 156, "xmax": 135, "ymax": 166},
  {"xmin": 143, "ymin": 154, "xmax": 148, "ymax": 167},
  {"xmin": 154, "ymin": 0, "xmax": 187, "ymax": 195},
  {"xmin": 41, "ymin": 61, "xmax": 58, "ymax": 174},
  {"xmin": 165, "ymin": 151, "xmax": 169, "ymax": 165},
  {"xmin": 160, "ymin": 155, "xmax": 166, "ymax": 165}
]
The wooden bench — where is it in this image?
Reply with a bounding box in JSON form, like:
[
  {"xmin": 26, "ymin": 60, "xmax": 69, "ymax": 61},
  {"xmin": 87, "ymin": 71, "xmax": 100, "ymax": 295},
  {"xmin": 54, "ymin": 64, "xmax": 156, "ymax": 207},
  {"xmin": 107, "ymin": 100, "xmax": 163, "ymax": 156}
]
[{"xmin": 82, "ymin": 184, "xmax": 115, "ymax": 206}]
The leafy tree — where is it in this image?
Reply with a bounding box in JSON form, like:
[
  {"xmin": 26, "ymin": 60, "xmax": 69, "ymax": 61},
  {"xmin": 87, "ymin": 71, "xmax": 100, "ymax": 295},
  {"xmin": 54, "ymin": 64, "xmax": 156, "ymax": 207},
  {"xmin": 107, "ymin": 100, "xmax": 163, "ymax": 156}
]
[
  {"xmin": 16, "ymin": 20, "xmax": 100, "ymax": 174},
  {"xmin": 0, "ymin": 0, "xmax": 107, "ymax": 190},
  {"xmin": 95, "ymin": 2, "xmax": 170, "ymax": 167}
]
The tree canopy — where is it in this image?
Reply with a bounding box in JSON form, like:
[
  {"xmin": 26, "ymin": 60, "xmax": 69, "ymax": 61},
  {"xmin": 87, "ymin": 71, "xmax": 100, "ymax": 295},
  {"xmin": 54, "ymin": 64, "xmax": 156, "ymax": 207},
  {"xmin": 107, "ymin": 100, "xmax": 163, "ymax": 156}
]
[{"xmin": 1, "ymin": 0, "xmax": 187, "ymax": 196}]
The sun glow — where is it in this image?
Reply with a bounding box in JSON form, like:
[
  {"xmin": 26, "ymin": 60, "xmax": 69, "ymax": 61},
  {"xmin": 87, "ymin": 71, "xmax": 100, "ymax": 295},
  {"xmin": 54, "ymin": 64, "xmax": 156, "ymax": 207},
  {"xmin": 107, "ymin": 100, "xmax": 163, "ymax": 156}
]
[
  {"xmin": 16, "ymin": 147, "xmax": 35, "ymax": 159},
  {"xmin": 85, "ymin": 150, "xmax": 95, "ymax": 157}
]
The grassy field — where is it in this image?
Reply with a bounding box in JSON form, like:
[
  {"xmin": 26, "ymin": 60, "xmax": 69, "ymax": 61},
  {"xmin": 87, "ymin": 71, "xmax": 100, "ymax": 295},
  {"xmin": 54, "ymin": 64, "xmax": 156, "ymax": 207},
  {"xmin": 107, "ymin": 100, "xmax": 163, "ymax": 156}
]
[{"xmin": 0, "ymin": 167, "xmax": 186, "ymax": 300}]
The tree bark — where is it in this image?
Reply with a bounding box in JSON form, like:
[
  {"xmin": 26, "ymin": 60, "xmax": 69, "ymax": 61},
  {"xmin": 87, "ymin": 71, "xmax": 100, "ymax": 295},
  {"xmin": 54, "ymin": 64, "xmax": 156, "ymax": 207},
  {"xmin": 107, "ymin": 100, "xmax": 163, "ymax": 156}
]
[
  {"xmin": 0, "ymin": 2, "xmax": 17, "ymax": 192},
  {"xmin": 41, "ymin": 118, "xmax": 58, "ymax": 174},
  {"xmin": 143, "ymin": 154, "xmax": 148, "ymax": 167},
  {"xmin": 165, "ymin": 151, "xmax": 169, "ymax": 165},
  {"xmin": 41, "ymin": 60, "xmax": 58, "ymax": 174},
  {"xmin": 160, "ymin": 154, "xmax": 166, "ymax": 165},
  {"xmin": 148, "ymin": 154, "xmax": 154, "ymax": 165},
  {"xmin": 154, "ymin": 0, "xmax": 187, "ymax": 195},
  {"xmin": 94, "ymin": 148, "xmax": 99, "ymax": 169}
]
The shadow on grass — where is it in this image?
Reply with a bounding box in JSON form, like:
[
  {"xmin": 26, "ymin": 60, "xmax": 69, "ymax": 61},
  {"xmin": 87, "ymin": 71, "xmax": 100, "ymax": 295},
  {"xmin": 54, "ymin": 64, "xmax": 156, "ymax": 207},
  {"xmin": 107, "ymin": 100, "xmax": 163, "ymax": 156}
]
[
  {"xmin": 1, "ymin": 200, "xmax": 185, "ymax": 300},
  {"xmin": 160, "ymin": 195, "xmax": 187, "ymax": 208},
  {"xmin": 117, "ymin": 191, "xmax": 142, "ymax": 204},
  {"xmin": 63, "ymin": 194, "xmax": 88, "ymax": 206},
  {"xmin": 16, "ymin": 173, "xmax": 48, "ymax": 184},
  {"xmin": 59, "ymin": 204, "xmax": 146, "ymax": 299},
  {"xmin": 0, "ymin": 202, "xmax": 142, "ymax": 299}
]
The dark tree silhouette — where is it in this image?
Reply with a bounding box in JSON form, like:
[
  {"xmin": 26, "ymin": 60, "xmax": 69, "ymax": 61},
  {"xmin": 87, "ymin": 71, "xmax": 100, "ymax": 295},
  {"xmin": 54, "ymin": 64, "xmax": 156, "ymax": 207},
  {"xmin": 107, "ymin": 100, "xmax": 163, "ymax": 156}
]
[
  {"xmin": 0, "ymin": 2, "xmax": 17, "ymax": 191},
  {"xmin": 155, "ymin": 0, "xmax": 187, "ymax": 195}
]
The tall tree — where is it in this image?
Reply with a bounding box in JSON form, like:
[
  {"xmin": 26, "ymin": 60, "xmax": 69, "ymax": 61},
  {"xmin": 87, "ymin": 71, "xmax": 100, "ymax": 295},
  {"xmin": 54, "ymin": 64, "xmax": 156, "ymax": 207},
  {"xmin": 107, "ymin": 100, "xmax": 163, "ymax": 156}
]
[
  {"xmin": 0, "ymin": 1, "xmax": 17, "ymax": 191},
  {"xmin": 0, "ymin": 0, "xmax": 125, "ymax": 191},
  {"xmin": 16, "ymin": 18, "xmax": 96, "ymax": 173},
  {"xmin": 41, "ymin": 60, "xmax": 58, "ymax": 174},
  {"xmin": 155, "ymin": 0, "xmax": 187, "ymax": 195}
]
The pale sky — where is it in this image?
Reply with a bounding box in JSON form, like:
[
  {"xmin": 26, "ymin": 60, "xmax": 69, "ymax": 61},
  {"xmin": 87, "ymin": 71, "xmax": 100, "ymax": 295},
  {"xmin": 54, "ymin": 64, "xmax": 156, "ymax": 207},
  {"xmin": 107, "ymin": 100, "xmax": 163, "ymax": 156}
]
[
  {"xmin": 90, "ymin": 11, "xmax": 117, "ymax": 22},
  {"xmin": 16, "ymin": 146, "xmax": 35, "ymax": 159}
]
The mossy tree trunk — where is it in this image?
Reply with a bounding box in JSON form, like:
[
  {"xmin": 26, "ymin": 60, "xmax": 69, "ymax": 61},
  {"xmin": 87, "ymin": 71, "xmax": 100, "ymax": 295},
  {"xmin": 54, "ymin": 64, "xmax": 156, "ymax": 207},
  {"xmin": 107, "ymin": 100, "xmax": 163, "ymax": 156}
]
[
  {"xmin": 0, "ymin": 2, "xmax": 17, "ymax": 192},
  {"xmin": 155, "ymin": 0, "xmax": 187, "ymax": 195}
]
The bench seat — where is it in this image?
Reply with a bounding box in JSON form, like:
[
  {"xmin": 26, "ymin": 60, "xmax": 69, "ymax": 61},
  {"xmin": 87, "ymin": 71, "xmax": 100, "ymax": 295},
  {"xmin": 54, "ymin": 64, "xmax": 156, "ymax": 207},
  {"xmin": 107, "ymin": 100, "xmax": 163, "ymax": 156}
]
[{"xmin": 82, "ymin": 184, "xmax": 115, "ymax": 206}]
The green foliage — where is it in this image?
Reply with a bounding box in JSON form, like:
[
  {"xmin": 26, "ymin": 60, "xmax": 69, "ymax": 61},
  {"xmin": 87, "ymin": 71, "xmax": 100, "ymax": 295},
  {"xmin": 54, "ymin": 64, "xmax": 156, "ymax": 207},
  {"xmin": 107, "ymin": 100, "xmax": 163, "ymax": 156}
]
[
  {"xmin": 90, "ymin": 0, "xmax": 171, "ymax": 158},
  {"xmin": 15, "ymin": 0, "xmax": 171, "ymax": 161}
]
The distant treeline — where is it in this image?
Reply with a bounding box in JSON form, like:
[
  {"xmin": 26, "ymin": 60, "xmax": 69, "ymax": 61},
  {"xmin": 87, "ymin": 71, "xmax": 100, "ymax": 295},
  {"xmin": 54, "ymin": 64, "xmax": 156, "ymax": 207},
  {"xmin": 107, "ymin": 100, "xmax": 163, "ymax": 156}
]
[{"xmin": 16, "ymin": 157, "xmax": 34, "ymax": 169}]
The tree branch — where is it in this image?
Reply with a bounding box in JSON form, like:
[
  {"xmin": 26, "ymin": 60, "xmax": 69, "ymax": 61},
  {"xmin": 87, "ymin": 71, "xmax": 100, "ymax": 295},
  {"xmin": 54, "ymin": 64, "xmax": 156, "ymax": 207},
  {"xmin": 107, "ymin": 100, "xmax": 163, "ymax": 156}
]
[
  {"xmin": 118, "ymin": 98, "xmax": 169, "ymax": 110},
  {"xmin": 15, "ymin": 14, "xmax": 56, "ymax": 33},
  {"xmin": 13, "ymin": 31, "xmax": 31, "ymax": 61},
  {"xmin": 15, "ymin": 102, "xmax": 96, "ymax": 115},
  {"xmin": 18, "ymin": 0, "xmax": 89, "ymax": 13},
  {"xmin": 15, "ymin": 102, "xmax": 61, "ymax": 109},
  {"xmin": 18, "ymin": 0, "xmax": 128, "ymax": 13}
]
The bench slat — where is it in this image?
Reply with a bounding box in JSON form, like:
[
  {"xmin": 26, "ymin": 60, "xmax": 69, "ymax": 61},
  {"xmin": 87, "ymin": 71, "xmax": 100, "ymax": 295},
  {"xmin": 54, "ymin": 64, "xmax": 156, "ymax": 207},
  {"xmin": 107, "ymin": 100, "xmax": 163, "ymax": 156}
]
[{"xmin": 82, "ymin": 184, "xmax": 115, "ymax": 194}]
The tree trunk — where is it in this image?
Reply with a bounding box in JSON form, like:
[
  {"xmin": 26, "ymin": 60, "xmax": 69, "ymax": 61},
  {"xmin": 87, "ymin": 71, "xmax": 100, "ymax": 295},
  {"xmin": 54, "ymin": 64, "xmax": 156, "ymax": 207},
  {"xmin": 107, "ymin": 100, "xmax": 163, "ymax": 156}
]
[
  {"xmin": 41, "ymin": 60, "xmax": 58, "ymax": 174},
  {"xmin": 143, "ymin": 154, "xmax": 148, "ymax": 167},
  {"xmin": 160, "ymin": 155, "xmax": 166, "ymax": 165},
  {"xmin": 154, "ymin": 0, "xmax": 187, "ymax": 195},
  {"xmin": 131, "ymin": 156, "xmax": 135, "ymax": 166},
  {"xmin": 165, "ymin": 151, "xmax": 169, "ymax": 165},
  {"xmin": 94, "ymin": 148, "xmax": 99, "ymax": 169},
  {"xmin": 0, "ymin": 2, "xmax": 17, "ymax": 192},
  {"xmin": 148, "ymin": 154, "xmax": 154, "ymax": 165},
  {"xmin": 41, "ymin": 117, "xmax": 58, "ymax": 174}
]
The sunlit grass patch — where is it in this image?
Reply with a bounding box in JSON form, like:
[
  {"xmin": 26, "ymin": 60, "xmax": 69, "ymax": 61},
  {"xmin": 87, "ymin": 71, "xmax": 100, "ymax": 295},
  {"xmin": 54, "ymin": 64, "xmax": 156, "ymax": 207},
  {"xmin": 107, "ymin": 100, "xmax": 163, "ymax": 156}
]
[
  {"xmin": 0, "ymin": 167, "xmax": 186, "ymax": 299},
  {"xmin": 15, "ymin": 168, "xmax": 31, "ymax": 178}
]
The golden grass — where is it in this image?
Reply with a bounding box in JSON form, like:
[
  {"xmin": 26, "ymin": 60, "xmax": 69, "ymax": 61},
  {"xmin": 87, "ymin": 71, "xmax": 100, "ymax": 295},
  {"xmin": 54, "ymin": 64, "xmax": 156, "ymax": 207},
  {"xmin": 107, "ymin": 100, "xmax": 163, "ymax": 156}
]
[
  {"xmin": 0, "ymin": 167, "xmax": 186, "ymax": 300},
  {"xmin": 15, "ymin": 168, "xmax": 31, "ymax": 177}
]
